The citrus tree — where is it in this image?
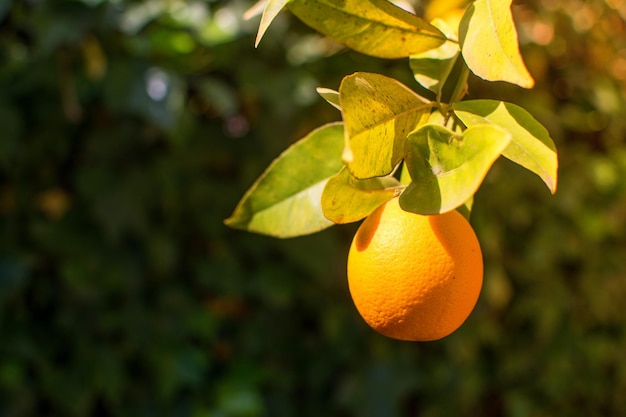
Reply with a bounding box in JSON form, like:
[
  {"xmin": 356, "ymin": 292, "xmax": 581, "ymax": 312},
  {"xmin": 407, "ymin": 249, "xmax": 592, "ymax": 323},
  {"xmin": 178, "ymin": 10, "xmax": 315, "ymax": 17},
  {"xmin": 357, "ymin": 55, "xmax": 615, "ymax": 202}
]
[{"xmin": 225, "ymin": 0, "xmax": 559, "ymax": 339}]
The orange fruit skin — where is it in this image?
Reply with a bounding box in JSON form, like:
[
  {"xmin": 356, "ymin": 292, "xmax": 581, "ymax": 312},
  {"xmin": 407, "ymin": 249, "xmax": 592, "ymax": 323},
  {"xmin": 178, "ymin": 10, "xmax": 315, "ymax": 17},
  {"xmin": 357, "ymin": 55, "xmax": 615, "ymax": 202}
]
[{"xmin": 347, "ymin": 198, "xmax": 483, "ymax": 341}]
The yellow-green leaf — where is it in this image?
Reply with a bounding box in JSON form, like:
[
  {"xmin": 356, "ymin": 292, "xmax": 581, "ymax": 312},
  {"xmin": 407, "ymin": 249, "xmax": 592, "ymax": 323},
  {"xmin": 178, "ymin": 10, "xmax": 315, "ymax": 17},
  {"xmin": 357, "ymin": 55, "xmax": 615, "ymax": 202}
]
[
  {"xmin": 316, "ymin": 87, "xmax": 341, "ymax": 110},
  {"xmin": 456, "ymin": 196, "xmax": 474, "ymax": 220},
  {"xmin": 224, "ymin": 123, "xmax": 344, "ymax": 238},
  {"xmin": 287, "ymin": 0, "xmax": 447, "ymax": 59},
  {"xmin": 401, "ymin": 159, "xmax": 474, "ymax": 218},
  {"xmin": 453, "ymin": 100, "xmax": 558, "ymax": 193},
  {"xmin": 400, "ymin": 123, "xmax": 511, "ymax": 214},
  {"xmin": 409, "ymin": 18, "xmax": 460, "ymax": 96},
  {"xmin": 321, "ymin": 167, "xmax": 401, "ymax": 224},
  {"xmin": 253, "ymin": 0, "xmax": 289, "ymax": 47},
  {"xmin": 459, "ymin": 0, "xmax": 534, "ymax": 88},
  {"xmin": 340, "ymin": 72, "xmax": 432, "ymax": 179}
]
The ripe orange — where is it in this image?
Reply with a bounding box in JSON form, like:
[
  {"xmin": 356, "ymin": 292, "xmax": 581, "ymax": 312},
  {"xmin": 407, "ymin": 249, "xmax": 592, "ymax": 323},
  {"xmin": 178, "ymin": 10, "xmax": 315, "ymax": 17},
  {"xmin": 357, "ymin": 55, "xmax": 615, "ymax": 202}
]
[{"xmin": 347, "ymin": 198, "xmax": 483, "ymax": 341}]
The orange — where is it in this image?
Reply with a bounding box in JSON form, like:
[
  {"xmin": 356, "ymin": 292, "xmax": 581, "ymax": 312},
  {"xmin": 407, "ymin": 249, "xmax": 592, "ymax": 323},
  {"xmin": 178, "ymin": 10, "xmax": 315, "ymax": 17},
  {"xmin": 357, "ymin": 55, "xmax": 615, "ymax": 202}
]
[{"xmin": 347, "ymin": 197, "xmax": 483, "ymax": 341}]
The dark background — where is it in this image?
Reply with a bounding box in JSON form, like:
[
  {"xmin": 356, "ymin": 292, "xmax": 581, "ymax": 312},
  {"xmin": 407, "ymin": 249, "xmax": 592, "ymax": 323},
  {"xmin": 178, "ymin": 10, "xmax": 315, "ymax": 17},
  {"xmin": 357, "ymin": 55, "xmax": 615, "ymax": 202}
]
[{"xmin": 1, "ymin": 0, "xmax": 626, "ymax": 415}]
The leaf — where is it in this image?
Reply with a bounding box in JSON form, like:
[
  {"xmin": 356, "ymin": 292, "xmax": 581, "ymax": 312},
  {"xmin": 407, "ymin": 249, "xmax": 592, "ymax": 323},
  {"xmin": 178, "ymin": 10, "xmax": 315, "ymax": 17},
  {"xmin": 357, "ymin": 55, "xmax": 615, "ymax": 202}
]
[
  {"xmin": 286, "ymin": 0, "xmax": 447, "ymax": 59},
  {"xmin": 244, "ymin": 0, "xmax": 267, "ymax": 20},
  {"xmin": 399, "ymin": 161, "xmax": 412, "ymax": 185},
  {"xmin": 252, "ymin": 0, "xmax": 289, "ymax": 47},
  {"xmin": 458, "ymin": 0, "xmax": 534, "ymax": 88},
  {"xmin": 316, "ymin": 87, "xmax": 341, "ymax": 110},
  {"xmin": 399, "ymin": 123, "xmax": 511, "ymax": 214},
  {"xmin": 425, "ymin": 0, "xmax": 469, "ymax": 24},
  {"xmin": 409, "ymin": 19, "xmax": 460, "ymax": 96},
  {"xmin": 339, "ymin": 72, "xmax": 432, "ymax": 179},
  {"xmin": 453, "ymin": 100, "xmax": 558, "ymax": 193},
  {"xmin": 400, "ymin": 158, "xmax": 474, "ymax": 218},
  {"xmin": 456, "ymin": 196, "xmax": 474, "ymax": 220},
  {"xmin": 321, "ymin": 167, "xmax": 401, "ymax": 224},
  {"xmin": 224, "ymin": 123, "xmax": 344, "ymax": 238}
]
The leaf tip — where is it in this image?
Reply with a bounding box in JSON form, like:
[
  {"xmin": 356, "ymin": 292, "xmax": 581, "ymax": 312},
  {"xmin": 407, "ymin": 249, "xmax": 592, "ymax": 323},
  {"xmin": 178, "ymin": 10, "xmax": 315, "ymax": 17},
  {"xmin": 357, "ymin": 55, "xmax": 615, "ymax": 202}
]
[
  {"xmin": 548, "ymin": 177, "xmax": 558, "ymax": 195},
  {"xmin": 254, "ymin": 34, "xmax": 263, "ymax": 48},
  {"xmin": 251, "ymin": 0, "xmax": 289, "ymax": 48},
  {"xmin": 519, "ymin": 73, "xmax": 536, "ymax": 89},
  {"xmin": 223, "ymin": 214, "xmax": 242, "ymax": 230}
]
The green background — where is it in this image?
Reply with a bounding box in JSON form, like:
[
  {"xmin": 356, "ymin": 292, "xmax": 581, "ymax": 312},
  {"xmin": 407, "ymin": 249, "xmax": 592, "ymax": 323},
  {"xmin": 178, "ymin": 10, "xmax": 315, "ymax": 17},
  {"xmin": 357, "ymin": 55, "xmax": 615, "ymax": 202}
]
[{"xmin": 1, "ymin": 0, "xmax": 625, "ymax": 415}]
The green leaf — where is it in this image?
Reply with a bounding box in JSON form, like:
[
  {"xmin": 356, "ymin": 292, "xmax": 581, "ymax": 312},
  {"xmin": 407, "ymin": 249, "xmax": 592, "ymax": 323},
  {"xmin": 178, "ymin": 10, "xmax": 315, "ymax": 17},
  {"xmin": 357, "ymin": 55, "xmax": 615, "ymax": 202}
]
[
  {"xmin": 316, "ymin": 87, "xmax": 341, "ymax": 110},
  {"xmin": 456, "ymin": 196, "xmax": 474, "ymax": 221},
  {"xmin": 340, "ymin": 72, "xmax": 432, "ymax": 179},
  {"xmin": 459, "ymin": 0, "xmax": 534, "ymax": 88},
  {"xmin": 400, "ymin": 123, "xmax": 511, "ymax": 214},
  {"xmin": 409, "ymin": 19, "xmax": 460, "ymax": 97},
  {"xmin": 453, "ymin": 100, "xmax": 558, "ymax": 193},
  {"xmin": 224, "ymin": 123, "xmax": 344, "ymax": 238},
  {"xmin": 401, "ymin": 158, "xmax": 474, "ymax": 218},
  {"xmin": 252, "ymin": 0, "xmax": 289, "ymax": 47},
  {"xmin": 286, "ymin": 0, "xmax": 447, "ymax": 59},
  {"xmin": 321, "ymin": 167, "xmax": 401, "ymax": 224}
]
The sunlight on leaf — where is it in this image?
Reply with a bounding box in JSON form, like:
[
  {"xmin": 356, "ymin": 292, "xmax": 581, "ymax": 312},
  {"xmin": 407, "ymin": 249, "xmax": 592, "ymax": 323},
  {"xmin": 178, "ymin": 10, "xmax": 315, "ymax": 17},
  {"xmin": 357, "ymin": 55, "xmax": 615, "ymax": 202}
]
[
  {"xmin": 340, "ymin": 72, "xmax": 432, "ymax": 179},
  {"xmin": 251, "ymin": 0, "xmax": 289, "ymax": 47},
  {"xmin": 409, "ymin": 19, "xmax": 460, "ymax": 96},
  {"xmin": 244, "ymin": 0, "xmax": 266, "ymax": 20},
  {"xmin": 453, "ymin": 100, "xmax": 558, "ymax": 193},
  {"xmin": 316, "ymin": 87, "xmax": 341, "ymax": 110},
  {"xmin": 399, "ymin": 161, "xmax": 412, "ymax": 185},
  {"xmin": 425, "ymin": 0, "xmax": 470, "ymax": 24},
  {"xmin": 400, "ymin": 160, "xmax": 474, "ymax": 218},
  {"xmin": 322, "ymin": 167, "xmax": 401, "ymax": 224},
  {"xmin": 459, "ymin": 0, "xmax": 534, "ymax": 88},
  {"xmin": 224, "ymin": 123, "xmax": 344, "ymax": 238},
  {"xmin": 400, "ymin": 123, "xmax": 511, "ymax": 214},
  {"xmin": 287, "ymin": 0, "xmax": 446, "ymax": 59}
]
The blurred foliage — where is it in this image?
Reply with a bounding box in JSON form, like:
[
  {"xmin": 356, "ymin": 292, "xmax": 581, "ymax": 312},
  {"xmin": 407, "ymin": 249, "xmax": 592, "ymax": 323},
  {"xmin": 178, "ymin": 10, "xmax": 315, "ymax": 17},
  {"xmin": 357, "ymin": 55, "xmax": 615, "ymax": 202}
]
[{"xmin": 1, "ymin": 0, "xmax": 626, "ymax": 416}]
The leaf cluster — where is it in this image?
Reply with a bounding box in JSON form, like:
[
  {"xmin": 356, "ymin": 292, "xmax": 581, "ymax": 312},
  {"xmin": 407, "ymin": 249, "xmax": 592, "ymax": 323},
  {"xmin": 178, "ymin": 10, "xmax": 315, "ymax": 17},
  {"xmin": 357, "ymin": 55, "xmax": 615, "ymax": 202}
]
[
  {"xmin": 2, "ymin": 1, "xmax": 626, "ymax": 415},
  {"xmin": 227, "ymin": 0, "xmax": 558, "ymax": 238}
]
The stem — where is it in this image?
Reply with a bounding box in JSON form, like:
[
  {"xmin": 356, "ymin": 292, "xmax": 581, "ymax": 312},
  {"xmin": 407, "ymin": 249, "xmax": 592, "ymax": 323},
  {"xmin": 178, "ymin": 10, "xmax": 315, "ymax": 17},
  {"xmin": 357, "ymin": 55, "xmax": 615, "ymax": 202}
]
[
  {"xmin": 436, "ymin": 85, "xmax": 443, "ymax": 106},
  {"xmin": 448, "ymin": 63, "xmax": 470, "ymax": 105}
]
